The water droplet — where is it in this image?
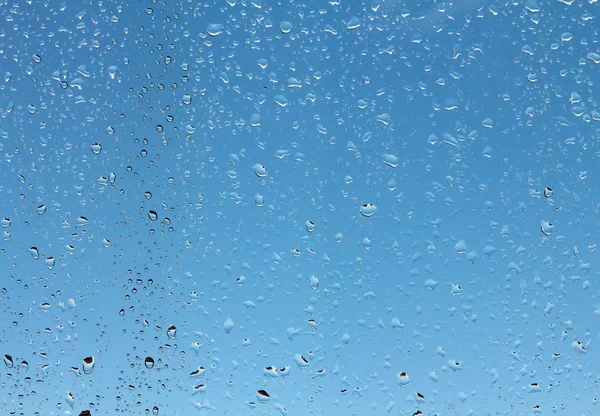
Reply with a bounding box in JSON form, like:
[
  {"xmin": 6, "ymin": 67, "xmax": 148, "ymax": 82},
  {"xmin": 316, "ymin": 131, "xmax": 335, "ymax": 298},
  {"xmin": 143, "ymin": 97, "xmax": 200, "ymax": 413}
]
[
  {"xmin": 4, "ymin": 354, "xmax": 13, "ymax": 368},
  {"xmin": 309, "ymin": 275, "xmax": 319, "ymax": 290},
  {"xmin": 45, "ymin": 257, "xmax": 56, "ymax": 270},
  {"xmin": 148, "ymin": 210, "xmax": 158, "ymax": 221},
  {"xmin": 255, "ymin": 194, "xmax": 264, "ymax": 207},
  {"xmin": 252, "ymin": 164, "xmax": 268, "ymax": 178},
  {"xmin": 82, "ymin": 356, "xmax": 95, "ymax": 374},
  {"xmin": 305, "ymin": 220, "xmax": 316, "ymax": 233},
  {"xmin": 257, "ymin": 389, "xmax": 271, "ymax": 403},
  {"xmin": 90, "ymin": 143, "xmax": 102, "ymax": 154},
  {"xmin": 76, "ymin": 216, "xmax": 89, "ymax": 227},
  {"xmin": 182, "ymin": 94, "xmax": 192, "ymax": 105},
  {"xmin": 119, "ymin": 309, "xmax": 125, "ymax": 316},
  {"xmin": 360, "ymin": 203, "xmax": 377, "ymax": 217},
  {"xmin": 280, "ymin": 21, "xmax": 293, "ymax": 34},
  {"xmin": 224, "ymin": 317, "xmax": 235, "ymax": 333},
  {"xmin": 455, "ymin": 240, "xmax": 468, "ymax": 254},
  {"xmin": 107, "ymin": 65, "xmax": 118, "ymax": 79},
  {"xmin": 29, "ymin": 247, "xmax": 40, "ymax": 259},
  {"xmin": 346, "ymin": 16, "xmax": 361, "ymax": 30},
  {"xmin": 108, "ymin": 172, "xmax": 116, "ymax": 184},
  {"xmin": 152, "ymin": 405, "xmax": 159, "ymax": 415},
  {"xmin": 544, "ymin": 187, "xmax": 553, "ymax": 198},
  {"xmin": 144, "ymin": 357, "xmax": 155, "ymax": 369},
  {"xmin": 381, "ymin": 153, "xmax": 399, "ymax": 167},
  {"xmin": 540, "ymin": 220, "xmax": 554, "ymax": 236},
  {"xmin": 32, "ymin": 54, "xmax": 42, "ymax": 63},
  {"xmin": 207, "ymin": 23, "xmax": 223, "ymax": 36},
  {"xmin": 396, "ymin": 371, "xmax": 410, "ymax": 387},
  {"xmin": 166, "ymin": 324, "xmax": 177, "ymax": 339},
  {"xmin": 1, "ymin": 218, "xmax": 11, "ymax": 227}
]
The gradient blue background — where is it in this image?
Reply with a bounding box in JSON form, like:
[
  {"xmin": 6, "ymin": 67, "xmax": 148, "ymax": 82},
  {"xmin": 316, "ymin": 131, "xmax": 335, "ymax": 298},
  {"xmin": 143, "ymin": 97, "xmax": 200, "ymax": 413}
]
[{"xmin": 1, "ymin": 0, "xmax": 599, "ymax": 415}]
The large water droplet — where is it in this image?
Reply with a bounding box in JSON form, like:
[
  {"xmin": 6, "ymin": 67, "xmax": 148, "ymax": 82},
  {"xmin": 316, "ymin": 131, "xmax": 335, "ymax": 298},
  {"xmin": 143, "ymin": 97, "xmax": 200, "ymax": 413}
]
[
  {"xmin": 90, "ymin": 143, "xmax": 102, "ymax": 154},
  {"xmin": 309, "ymin": 275, "xmax": 319, "ymax": 290},
  {"xmin": 305, "ymin": 220, "xmax": 316, "ymax": 233},
  {"xmin": 4, "ymin": 354, "xmax": 13, "ymax": 368},
  {"xmin": 45, "ymin": 256, "xmax": 56, "ymax": 270},
  {"xmin": 82, "ymin": 356, "xmax": 95, "ymax": 374},
  {"xmin": 224, "ymin": 317, "xmax": 235, "ymax": 333},
  {"xmin": 29, "ymin": 247, "xmax": 40, "ymax": 259},
  {"xmin": 144, "ymin": 357, "xmax": 155, "ymax": 369},
  {"xmin": 252, "ymin": 164, "xmax": 268, "ymax": 178},
  {"xmin": 207, "ymin": 23, "xmax": 223, "ymax": 36},
  {"xmin": 280, "ymin": 21, "xmax": 293, "ymax": 34},
  {"xmin": 540, "ymin": 220, "xmax": 554, "ymax": 236},
  {"xmin": 360, "ymin": 203, "xmax": 377, "ymax": 217},
  {"xmin": 37, "ymin": 204, "xmax": 47, "ymax": 215},
  {"xmin": 396, "ymin": 371, "xmax": 410, "ymax": 386},
  {"xmin": 148, "ymin": 210, "xmax": 158, "ymax": 221},
  {"xmin": 166, "ymin": 324, "xmax": 177, "ymax": 339}
]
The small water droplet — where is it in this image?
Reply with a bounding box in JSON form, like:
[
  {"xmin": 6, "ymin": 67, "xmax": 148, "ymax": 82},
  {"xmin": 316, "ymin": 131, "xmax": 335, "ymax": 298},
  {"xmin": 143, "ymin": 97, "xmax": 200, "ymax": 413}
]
[
  {"xmin": 309, "ymin": 275, "xmax": 319, "ymax": 290},
  {"xmin": 148, "ymin": 210, "xmax": 158, "ymax": 221},
  {"xmin": 37, "ymin": 205, "xmax": 47, "ymax": 215}
]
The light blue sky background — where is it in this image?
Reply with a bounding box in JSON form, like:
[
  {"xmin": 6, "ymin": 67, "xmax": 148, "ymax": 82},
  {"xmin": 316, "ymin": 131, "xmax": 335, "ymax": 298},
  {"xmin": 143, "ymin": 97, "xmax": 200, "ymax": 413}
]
[{"xmin": 1, "ymin": 0, "xmax": 600, "ymax": 415}]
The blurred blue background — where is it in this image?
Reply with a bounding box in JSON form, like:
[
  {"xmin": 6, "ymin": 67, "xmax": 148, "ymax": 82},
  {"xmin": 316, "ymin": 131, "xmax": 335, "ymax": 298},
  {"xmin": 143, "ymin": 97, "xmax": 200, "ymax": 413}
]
[{"xmin": 1, "ymin": 0, "xmax": 599, "ymax": 415}]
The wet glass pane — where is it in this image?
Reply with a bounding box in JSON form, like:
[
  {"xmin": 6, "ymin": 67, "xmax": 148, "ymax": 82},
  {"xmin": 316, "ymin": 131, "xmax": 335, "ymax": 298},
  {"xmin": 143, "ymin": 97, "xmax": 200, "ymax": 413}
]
[{"xmin": 1, "ymin": 0, "xmax": 599, "ymax": 415}]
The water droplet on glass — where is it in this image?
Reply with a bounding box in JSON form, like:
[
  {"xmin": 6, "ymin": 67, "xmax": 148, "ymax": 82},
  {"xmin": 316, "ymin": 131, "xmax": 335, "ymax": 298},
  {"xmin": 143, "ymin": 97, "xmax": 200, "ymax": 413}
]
[
  {"xmin": 182, "ymin": 94, "xmax": 192, "ymax": 105},
  {"xmin": 29, "ymin": 247, "xmax": 40, "ymax": 259},
  {"xmin": 207, "ymin": 23, "xmax": 223, "ymax": 36},
  {"xmin": 224, "ymin": 317, "xmax": 235, "ymax": 333},
  {"xmin": 540, "ymin": 220, "xmax": 554, "ymax": 236},
  {"xmin": 396, "ymin": 371, "xmax": 410, "ymax": 386},
  {"xmin": 45, "ymin": 257, "xmax": 56, "ymax": 270},
  {"xmin": 144, "ymin": 357, "xmax": 155, "ymax": 369},
  {"xmin": 1, "ymin": 218, "xmax": 11, "ymax": 227},
  {"xmin": 148, "ymin": 210, "xmax": 158, "ymax": 221},
  {"xmin": 305, "ymin": 220, "xmax": 316, "ymax": 233},
  {"xmin": 36, "ymin": 205, "xmax": 46, "ymax": 215},
  {"xmin": 381, "ymin": 153, "xmax": 398, "ymax": 167},
  {"xmin": 455, "ymin": 240, "xmax": 468, "ymax": 254},
  {"xmin": 544, "ymin": 187, "xmax": 553, "ymax": 198},
  {"xmin": 4, "ymin": 354, "xmax": 13, "ymax": 368},
  {"xmin": 107, "ymin": 65, "xmax": 118, "ymax": 79},
  {"xmin": 76, "ymin": 216, "xmax": 89, "ymax": 227},
  {"xmin": 32, "ymin": 54, "xmax": 42, "ymax": 64},
  {"xmin": 257, "ymin": 389, "xmax": 270, "ymax": 403},
  {"xmin": 360, "ymin": 203, "xmax": 377, "ymax": 217},
  {"xmin": 280, "ymin": 21, "xmax": 293, "ymax": 34},
  {"xmin": 82, "ymin": 356, "xmax": 95, "ymax": 374},
  {"xmin": 90, "ymin": 143, "xmax": 102, "ymax": 154},
  {"xmin": 255, "ymin": 194, "xmax": 264, "ymax": 207},
  {"xmin": 152, "ymin": 405, "xmax": 159, "ymax": 415},
  {"xmin": 252, "ymin": 164, "xmax": 268, "ymax": 178},
  {"xmin": 309, "ymin": 275, "xmax": 319, "ymax": 290},
  {"xmin": 166, "ymin": 324, "xmax": 177, "ymax": 339}
]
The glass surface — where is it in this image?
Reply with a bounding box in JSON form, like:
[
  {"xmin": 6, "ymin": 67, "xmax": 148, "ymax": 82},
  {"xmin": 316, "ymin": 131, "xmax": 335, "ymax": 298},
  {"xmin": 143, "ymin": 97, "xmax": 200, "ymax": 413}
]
[{"xmin": 1, "ymin": 0, "xmax": 599, "ymax": 415}]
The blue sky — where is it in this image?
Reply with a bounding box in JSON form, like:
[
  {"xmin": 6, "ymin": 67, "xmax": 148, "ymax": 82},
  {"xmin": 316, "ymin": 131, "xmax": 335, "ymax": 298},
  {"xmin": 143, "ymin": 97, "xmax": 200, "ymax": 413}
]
[{"xmin": 1, "ymin": 0, "xmax": 600, "ymax": 415}]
